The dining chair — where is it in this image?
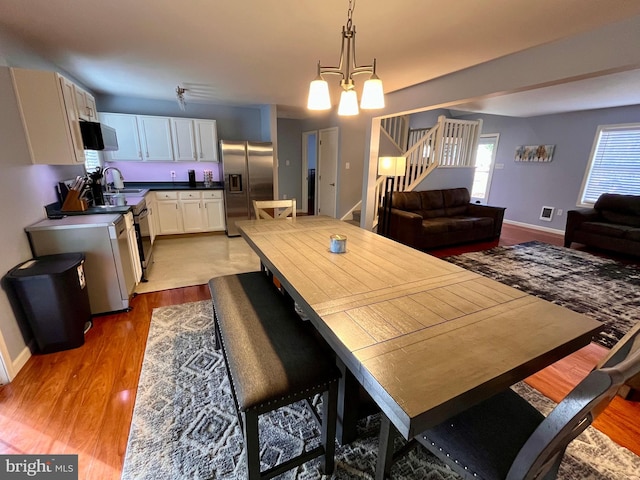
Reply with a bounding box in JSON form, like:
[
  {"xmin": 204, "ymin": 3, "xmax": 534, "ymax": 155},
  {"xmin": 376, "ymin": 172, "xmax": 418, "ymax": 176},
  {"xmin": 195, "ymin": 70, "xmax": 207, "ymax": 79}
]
[
  {"xmin": 414, "ymin": 337, "xmax": 640, "ymax": 480},
  {"xmin": 253, "ymin": 199, "xmax": 296, "ymax": 220},
  {"xmin": 597, "ymin": 320, "xmax": 640, "ymax": 398}
]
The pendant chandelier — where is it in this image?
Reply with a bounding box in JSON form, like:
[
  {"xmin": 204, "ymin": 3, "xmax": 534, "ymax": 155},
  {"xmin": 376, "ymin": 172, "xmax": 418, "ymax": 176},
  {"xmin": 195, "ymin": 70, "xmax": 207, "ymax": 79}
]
[{"xmin": 307, "ymin": 0, "xmax": 384, "ymax": 116}]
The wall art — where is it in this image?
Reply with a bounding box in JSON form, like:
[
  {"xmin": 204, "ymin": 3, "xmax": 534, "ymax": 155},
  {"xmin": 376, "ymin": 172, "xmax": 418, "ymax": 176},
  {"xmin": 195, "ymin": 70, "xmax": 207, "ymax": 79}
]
[{"xmin": 515, "ymin": 144, "xmax": 555, "ymax": 162}]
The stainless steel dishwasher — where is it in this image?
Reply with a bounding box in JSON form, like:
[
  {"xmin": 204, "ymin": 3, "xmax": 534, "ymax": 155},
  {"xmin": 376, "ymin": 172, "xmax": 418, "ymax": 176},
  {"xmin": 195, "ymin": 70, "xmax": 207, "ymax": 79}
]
[{"xmin": 26, "ymin": 213, "xmax": 138, "ymax": 314}]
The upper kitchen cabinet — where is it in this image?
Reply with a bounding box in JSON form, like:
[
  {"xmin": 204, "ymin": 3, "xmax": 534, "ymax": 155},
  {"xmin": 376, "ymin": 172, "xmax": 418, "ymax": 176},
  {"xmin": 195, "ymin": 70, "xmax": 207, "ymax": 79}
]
[
  {"xmin": 11, "ymin": 68, "xmax": 86, "ymax": 165},
  {"xmin": 100, "ymin": 113, "xmax": 174, "ymax": 161},
  {"xmin": 99, "ymin": 113, "xmax": 142, "ymax": 160},
  {"xmin": 171, "ymin": 118, "xmax": 219, "ymax": 162},
  {"xmin": 74, "ymin": 86, "xmax": 98, "ymax": 122},
  {"xmin": 195, "ymin": 120, "xmax": 219, "ymax": 162},
  {"xmin": 137, "ymin": 115, "xmax": 174, "ymax": 161}
]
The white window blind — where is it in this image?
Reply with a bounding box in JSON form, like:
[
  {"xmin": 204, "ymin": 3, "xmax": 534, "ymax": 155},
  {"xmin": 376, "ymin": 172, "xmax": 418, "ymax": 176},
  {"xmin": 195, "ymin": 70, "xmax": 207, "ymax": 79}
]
[
  {"xmin": 580, "ymin": 123, "xmax": 640, "ymax": 204},
  {"xmin": 84, "ymin": 150, "xmax": 102, "ymax": 173}
]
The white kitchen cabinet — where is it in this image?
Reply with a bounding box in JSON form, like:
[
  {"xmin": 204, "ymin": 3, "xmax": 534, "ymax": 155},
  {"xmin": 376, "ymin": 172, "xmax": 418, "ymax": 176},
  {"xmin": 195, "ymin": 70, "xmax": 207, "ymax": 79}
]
[
  {"xmin": 154, "ymin": 190, "xmax": 225, "ymax": 235},
  {"xmin": 11, "ymin": 68, "xmax": 86, "ymax": 165},
  {"xmin": 155, "ymin": 191, "xmax": 183, "ymax": 234},
  {"xmin": 194, "ymin": 120, "xmax": 219, "ymax": 162},
  {"xmin": 99, "ymin": 113, "xmax": 143, "ymax": 160},
  {"xmin": 74, "ymin": 85, "xmax": 98, "ymax": 121},
  {"xmin": 124, "ymin": 212, "xmax": 142, "ymax": 283},
  {"xmin": 145, "ymin": 192, "xmax": 158, "ymax": 244},
  {"xmin": 181, "ymin": 199, "xmax": 206, "ymax": 232},
  {"xmin": 203, "ymin": 190, "xmax": 225, "ymax": 231},
  {"xmin": 172, "ymin": 118, "xmax": 197, "ymax": 161},
  {"xmin": 138, "ymin": 116, "xmax": 174, "ymax": 161}
]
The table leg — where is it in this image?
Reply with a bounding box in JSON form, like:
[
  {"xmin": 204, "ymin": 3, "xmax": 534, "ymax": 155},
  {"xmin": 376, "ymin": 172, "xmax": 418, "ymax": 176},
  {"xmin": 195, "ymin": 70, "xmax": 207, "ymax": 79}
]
[
  {"xmin": 336, "ymin": 358, "xmax": 360, "ymax": 445},
  {"xmin": 376, "ymin": 413, "xmax": 396, "ymax": 480}
]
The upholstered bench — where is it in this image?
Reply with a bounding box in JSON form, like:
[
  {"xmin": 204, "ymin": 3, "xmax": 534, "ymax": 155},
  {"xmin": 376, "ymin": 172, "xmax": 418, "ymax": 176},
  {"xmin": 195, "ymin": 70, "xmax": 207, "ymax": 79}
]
[{"xmin": 208, "ymin": 272, "xmax": 340, "ymax": 479}]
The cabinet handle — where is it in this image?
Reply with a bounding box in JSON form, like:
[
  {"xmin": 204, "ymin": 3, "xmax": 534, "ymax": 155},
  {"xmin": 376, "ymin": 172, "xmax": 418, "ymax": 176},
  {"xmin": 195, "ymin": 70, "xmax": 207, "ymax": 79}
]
[
  {"xmin": 200, "ymin": 152, "xmax": 203, "ymax": 159},
  {"xmin": 138, "ymin": 151, "xmax": 143, "ymax": 159},
  {"xmin": 146, "ymin": 151, "xmax": 149, "ymax": 158}
]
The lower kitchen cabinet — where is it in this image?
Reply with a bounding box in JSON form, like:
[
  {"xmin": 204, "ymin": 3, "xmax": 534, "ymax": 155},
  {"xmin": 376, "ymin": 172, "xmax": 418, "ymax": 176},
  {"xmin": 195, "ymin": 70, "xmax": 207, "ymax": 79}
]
[
  {"xmin": 203, "ymin": 191, "xmax": 225, "ymax": 231},
  {"xmin": 155, "ymin": 192, "xmax": 183, "ymax": 235},
  {"xmin": 155, "ymin": 190, "xmax": 225, "ymax": 235}
]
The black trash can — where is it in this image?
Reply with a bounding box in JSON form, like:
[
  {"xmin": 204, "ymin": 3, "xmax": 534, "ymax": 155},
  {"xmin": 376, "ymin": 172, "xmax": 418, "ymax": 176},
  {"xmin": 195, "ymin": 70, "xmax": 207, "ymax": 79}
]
[{"xmin": 6, "ymin": 253, "xmax": 91, "ymax": 354}]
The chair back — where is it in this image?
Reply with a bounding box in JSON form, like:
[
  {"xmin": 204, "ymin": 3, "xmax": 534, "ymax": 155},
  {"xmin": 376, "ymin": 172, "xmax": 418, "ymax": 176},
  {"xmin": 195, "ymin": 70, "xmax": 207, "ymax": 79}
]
[
  {"xmin": 253, "ymin": 199, "xmax": 296, "ymax": 220},
  {"xmin": 507, "ymin": 346, "xmax": 640, "ymax": 480}
]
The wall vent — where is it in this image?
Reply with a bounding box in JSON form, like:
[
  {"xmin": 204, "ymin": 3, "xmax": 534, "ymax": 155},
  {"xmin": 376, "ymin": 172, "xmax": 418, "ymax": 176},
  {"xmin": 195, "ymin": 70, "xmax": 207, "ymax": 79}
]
[{"xmin": 540, "ymin": 206, "xmax": 554, "ymax": 221}]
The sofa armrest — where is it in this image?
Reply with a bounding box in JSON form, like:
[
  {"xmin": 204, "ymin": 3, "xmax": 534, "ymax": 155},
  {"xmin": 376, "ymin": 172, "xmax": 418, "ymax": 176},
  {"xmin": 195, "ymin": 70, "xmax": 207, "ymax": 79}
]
[
  {"xmin": 564, "ymin": 208, "xmax": 600, "ymax": 247},
  {"xmin": 388, "ymin": 208, "xmax": 422, "ymax": 247},
  {"xmin": 467, "ymin": 204, "xmax": 506, "ymax": 237}
]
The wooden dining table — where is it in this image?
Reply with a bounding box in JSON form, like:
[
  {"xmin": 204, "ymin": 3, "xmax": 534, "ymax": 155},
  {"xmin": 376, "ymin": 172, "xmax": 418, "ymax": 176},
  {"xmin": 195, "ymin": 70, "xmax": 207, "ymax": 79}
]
[{"xmin": 236, "ymin": 216, "xmax": 602, "ymax": 475}]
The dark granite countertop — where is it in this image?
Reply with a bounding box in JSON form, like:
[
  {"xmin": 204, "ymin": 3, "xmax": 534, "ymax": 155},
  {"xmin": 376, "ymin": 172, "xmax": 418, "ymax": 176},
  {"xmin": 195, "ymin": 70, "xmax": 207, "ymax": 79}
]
[
  {"xmin": 45, "ymin": 182, "xmax": 224, "ymax": 218},
  {"xmin": 124, "ymin": 181, "xmax": 224, "ymax": 191}
]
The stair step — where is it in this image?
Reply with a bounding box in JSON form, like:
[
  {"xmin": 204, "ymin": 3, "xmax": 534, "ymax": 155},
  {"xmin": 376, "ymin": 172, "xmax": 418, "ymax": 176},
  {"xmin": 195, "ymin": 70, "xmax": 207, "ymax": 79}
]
[{"xmin": 352, "ymin": 210, "xmax": 361, "ymax": 222}]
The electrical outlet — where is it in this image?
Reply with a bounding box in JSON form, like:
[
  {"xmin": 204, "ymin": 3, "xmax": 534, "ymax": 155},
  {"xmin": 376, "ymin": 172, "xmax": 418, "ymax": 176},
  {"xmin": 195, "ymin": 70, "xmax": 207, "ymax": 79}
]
[
  {"xmin": 170, "ymin": 170, "xmax": 176, "ymax": 178},
  {"xmin": 557, "ymin": 209, "xmax": 563, "ymax": 216}
]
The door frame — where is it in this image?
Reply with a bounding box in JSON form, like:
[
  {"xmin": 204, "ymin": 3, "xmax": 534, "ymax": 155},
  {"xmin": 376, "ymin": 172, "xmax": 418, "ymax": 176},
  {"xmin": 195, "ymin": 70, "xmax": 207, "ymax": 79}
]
[
  {"xmin": 471, "ymin": 133, "xmax": 500, "ymax": 204},
  {"xmin": 301, "ymin": 130, "xmax": 318, "ymax": 214}
]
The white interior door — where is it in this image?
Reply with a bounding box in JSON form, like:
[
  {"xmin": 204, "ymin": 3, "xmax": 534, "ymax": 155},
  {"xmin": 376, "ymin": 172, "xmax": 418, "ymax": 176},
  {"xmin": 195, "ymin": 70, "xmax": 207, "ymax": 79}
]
[
  {"xmin": 301, "ymin": 130, "xmax": 318, "ymax": 214},
  {"xmin": 318, "ymin": 127, "xmax": 338, "ymax": 217}
]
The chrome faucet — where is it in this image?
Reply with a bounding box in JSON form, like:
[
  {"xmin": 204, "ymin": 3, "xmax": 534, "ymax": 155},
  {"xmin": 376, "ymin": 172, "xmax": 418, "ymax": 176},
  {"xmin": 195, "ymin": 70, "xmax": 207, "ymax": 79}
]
[{"xmin": 102, "ymin": 166, "xmax": 125, "ymax": 192}]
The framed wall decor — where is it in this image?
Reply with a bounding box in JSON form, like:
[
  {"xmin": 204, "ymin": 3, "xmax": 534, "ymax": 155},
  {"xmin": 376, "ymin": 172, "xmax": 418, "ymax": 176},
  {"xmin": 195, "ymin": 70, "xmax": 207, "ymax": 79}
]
[{"xmin": 515, "ymin": 144, "xmax": 555, "ymax": 162}]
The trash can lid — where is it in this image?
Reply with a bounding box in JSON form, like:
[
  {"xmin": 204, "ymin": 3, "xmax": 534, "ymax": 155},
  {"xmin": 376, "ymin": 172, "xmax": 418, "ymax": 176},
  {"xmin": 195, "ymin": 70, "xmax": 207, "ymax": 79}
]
[{"xmin": 7, "ymin": 253, "xmax": 85, "ymax": 278}]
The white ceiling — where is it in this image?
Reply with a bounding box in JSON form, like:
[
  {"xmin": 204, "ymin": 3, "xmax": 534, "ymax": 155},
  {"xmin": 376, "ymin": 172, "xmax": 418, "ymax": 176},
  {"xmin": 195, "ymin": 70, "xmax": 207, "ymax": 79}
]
[{"xmin": 1, "ymin": 0, "xmax": 640, "ymax": 117}]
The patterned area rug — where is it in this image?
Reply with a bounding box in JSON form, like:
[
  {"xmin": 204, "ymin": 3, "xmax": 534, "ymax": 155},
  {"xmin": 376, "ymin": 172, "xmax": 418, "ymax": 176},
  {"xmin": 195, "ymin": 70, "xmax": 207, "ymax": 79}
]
[
  {"xmin": 121, "ymin": 300, "xmax": 640, "ymax": 480},
  {"xmin": 445, "ymin": 241, "xmax": 640, "ymax": 349}
]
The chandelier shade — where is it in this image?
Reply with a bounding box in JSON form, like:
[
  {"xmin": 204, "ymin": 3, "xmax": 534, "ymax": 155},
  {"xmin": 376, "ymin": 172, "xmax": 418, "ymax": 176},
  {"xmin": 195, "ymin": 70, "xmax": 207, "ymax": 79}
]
[
  {"xmin": 307, "ymin": 77, "xmax": 331, "ymax": 110},
  {"xmin": 307, "ymin": 0, "xmax": 384, "ymax": 116}
]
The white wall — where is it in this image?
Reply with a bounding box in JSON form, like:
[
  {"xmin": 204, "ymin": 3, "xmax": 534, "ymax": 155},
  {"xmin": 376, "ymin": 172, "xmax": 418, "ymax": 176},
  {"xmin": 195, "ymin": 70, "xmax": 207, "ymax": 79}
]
[{"xmin": 0, "ymin": 36, "xmax": 85, "ymax": 382}]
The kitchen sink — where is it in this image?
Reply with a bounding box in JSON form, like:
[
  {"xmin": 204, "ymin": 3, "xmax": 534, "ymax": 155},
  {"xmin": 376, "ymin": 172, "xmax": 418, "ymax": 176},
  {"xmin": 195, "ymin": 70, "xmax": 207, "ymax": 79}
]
[{"xmin": 114, "ymin": 188, "xmax": 146, "ymax": 194}]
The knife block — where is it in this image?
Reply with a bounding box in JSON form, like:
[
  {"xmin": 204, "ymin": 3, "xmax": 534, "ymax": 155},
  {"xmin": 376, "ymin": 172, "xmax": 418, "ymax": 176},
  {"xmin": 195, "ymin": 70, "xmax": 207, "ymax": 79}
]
[{"xmin": 61, "ymin": 189, "xmax": 88, "ymax": 212}]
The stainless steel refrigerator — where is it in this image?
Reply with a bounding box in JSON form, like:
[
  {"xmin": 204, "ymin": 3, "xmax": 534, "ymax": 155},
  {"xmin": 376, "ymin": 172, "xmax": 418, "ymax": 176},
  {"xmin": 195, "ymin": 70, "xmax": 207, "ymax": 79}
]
[{"xmin": 220, "ymin": 140, "xmax": 274, "ymax": 236}]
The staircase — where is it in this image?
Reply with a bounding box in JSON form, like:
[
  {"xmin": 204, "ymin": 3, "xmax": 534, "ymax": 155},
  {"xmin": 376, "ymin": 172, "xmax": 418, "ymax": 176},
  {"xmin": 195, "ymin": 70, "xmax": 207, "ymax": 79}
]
[{"xmin": 342, "ymin": 115, "xmax": 483, "ymax": 230}]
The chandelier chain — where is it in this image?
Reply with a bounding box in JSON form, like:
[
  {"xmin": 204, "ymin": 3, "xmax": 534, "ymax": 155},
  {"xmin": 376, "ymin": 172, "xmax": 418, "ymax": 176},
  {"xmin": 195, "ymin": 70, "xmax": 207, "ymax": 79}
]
[{"xmin": 347, "ymin": 0, "xmax": 355, "ymax": 31}]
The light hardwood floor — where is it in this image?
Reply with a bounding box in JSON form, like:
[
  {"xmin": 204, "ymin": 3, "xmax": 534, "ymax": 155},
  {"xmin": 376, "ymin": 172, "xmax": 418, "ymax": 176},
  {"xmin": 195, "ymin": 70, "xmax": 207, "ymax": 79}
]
[{"xmin": 0, "ymin": 224, "xmax": 638, "ymax": 480}]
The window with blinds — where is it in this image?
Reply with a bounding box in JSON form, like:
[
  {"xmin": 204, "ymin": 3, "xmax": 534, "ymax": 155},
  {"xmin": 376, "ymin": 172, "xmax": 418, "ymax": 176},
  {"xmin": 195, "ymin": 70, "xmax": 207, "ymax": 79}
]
[
  {"xmin": 579, "ymin": 123, "xmax": 640, "ymax": 205},
  {"xmin": 84, "ymin": 150, "xmax": 102, "ymax": 173}
]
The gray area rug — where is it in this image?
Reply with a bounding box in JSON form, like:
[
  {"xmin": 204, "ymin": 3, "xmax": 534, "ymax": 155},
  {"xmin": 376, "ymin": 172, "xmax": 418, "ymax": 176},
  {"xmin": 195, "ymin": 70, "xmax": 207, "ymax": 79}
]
[
  {"xmin": 121, "ymin": 300, "xmax": 640, "ymax": 479},
  {"xmin": 445, "ymin": 241, "xmax": 640, "ymax": 349}
]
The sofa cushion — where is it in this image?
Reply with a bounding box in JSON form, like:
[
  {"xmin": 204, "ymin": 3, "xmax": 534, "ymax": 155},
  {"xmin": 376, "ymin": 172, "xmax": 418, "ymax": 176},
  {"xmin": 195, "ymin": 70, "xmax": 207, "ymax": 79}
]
[
  {"xmin": 422, "ymin": 217, "xmax": 482, "ymax": 234},
  {"xmin": 443, "ymin": 188, "xmax": 471, "ymax": 208},
  {"xmin": 600, "ymin": 210, "xmax": 640, "ymax": 228},
  {"xmin": 595, "ymin": 193, "xmax": 640, "ymax": 216},
  {"xmin": 626, "ymin": 228, "xmax": 640, "ymax": 242},
  {"xmin": 419, "ymin": 190, "xmax": 445, "ymax": 209},
  {"xmin": 391, "ymin": 191, "xmax": 422, "ymax": 211},
  {"xmin": 464, "ymin": 216, "xmax": 494, "ymax": 229},
  {"xmin": 580, "ymin": 221, "xmax": 630, "ymax": 238}
]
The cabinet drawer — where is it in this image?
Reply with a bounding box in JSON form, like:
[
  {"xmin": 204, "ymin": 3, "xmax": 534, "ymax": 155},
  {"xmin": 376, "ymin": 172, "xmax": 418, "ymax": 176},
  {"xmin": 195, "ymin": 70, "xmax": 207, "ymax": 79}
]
[
  {"xmin": 202, "ymin": 190, "xmax": 222, "ymax": 199},
  {"xmin": 179, "ymin": 191, "xmax": 202, "ymax": 200},
  {"xmin": 156, "ymin": 191, "xmax": 178, "ymax": 200}
]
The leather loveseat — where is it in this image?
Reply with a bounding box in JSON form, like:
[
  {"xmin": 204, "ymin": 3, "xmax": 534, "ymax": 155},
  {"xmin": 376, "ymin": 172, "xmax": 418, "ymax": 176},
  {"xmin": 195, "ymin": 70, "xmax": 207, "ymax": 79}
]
[
  {"xmin": 564, "ymin": 193, "xmax": 640, "ymax": 257},
  {"xmin": 386, "ymin": 188, "xmax": 506, "ymax": 250}
]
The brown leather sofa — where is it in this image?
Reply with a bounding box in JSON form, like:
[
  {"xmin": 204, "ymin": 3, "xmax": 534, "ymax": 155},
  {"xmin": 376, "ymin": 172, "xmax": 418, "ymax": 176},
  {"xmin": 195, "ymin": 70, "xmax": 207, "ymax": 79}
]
[
  {"xmin": 564, "ymin": 193, "xmax": 640, "ymax": 257},
  {"xmin": 386, "ymin": 188, "xmax": 506, "ymax": 250}
]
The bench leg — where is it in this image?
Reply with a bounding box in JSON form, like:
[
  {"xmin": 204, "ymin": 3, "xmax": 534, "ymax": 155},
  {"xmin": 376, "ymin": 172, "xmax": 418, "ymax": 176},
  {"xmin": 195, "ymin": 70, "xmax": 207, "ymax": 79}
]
[
  {"xmin": 320, "ymin": 382, "xmax": 338, "ymax": 474},
  {"xmin": 243, "ymin": 410, "xmax": 261, "ymax": 479}
]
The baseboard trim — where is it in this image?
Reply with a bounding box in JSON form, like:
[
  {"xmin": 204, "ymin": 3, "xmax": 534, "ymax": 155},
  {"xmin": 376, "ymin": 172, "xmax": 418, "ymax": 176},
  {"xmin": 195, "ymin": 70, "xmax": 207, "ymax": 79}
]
[
  {"xmin": 504, "ymin": 219, "xmax": 564, "ymax": 236},
  {"xmin": 10, "ymin": 346, "xmax": 32, "ymax": 381}
]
